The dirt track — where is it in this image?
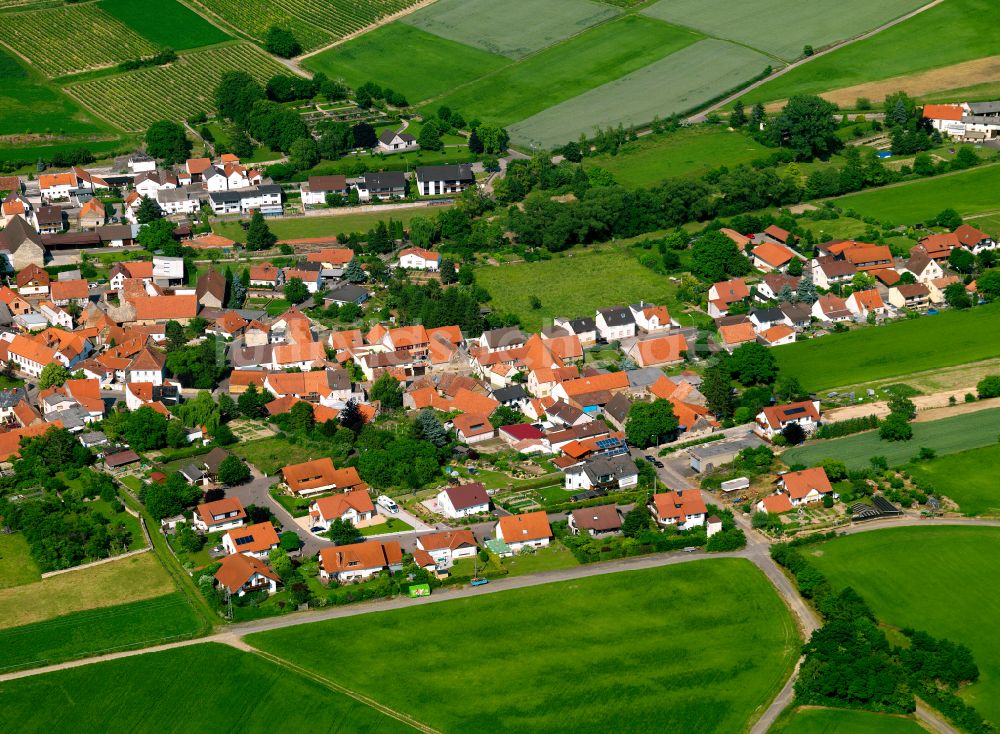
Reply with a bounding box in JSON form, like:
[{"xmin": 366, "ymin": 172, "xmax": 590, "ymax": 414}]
[{"xmin": 824, "ymin": 391, "xmax": 1000, "ymax": 423}]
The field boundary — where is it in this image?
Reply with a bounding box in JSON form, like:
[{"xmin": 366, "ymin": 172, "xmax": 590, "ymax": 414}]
[{"xmin": 40, "ymin": 546, "xmax": 150, "ymax": 579}]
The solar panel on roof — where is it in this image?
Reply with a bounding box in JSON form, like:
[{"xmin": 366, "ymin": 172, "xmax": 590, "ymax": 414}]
[
  {"xmin": 235, "ymin": 536, "xmax": 254, "ymax": 546},
  {"xmin": 596, "ymin": 438, "xmax": 618, "ymax": 449},
  {"xmin": 783, "ymin": 407, "xmax": 806, "ymax": 416}
]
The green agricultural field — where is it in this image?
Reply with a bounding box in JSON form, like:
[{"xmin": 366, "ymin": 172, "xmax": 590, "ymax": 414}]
[
  {"xmin": 303, "ymin": 24, "xmax": 507, "ymax": 105},
  {"xmin": 65, "ymin": 42, "xmax": 288, "ymax": 131},
  {"xmin": 304, "ymin": 146, "xmax": 477, "ymax": 177},
  {"xmin": 584, "ymin": 127, "xmax": 771, "ymax": 187},
  {"xmin": 907, "ymin": 444, "xmax": 1000, "ymax": 516},
  {"xmin": 509, "ymin": 39, "xmax": 773, "ymax": 148},
  {"xmin": 429, "ymin": 15, "xmax": 700, "ymax": 128},
  {"xmin": 0, "ymin": 533, "xmax": 40, "ymax": 588},
  {"xmin": 743, "ymin": 0, "xmax": 995, "ymax": 104},
  {"xmin": 782, "ymin": 408, "xmax": 1000, "ymax": 470},
  {"xmin": 774, "ymin": 302, "xmax": 1000, "ymax": 392},
  {"xmin": 809, "ymin": 527, "xmax": 1000, "ymax": 722},
  {"xmin": 3, "ymin": 3, "xmax": 159, "ymax": 77},
  {"xmin": 642, "ymin": 0, "xmax": 924, "ymax": 62},
  {"xmin": 834, "ymin": 164, "xmax": 1000, "ymax": 224},
  {"xmin": 97, "ymin": 0, "xmax": 231, "ymax": 50},
  {"xmin": 403, "ymin": 0, "xmax": 619, "ymax": 59},
  {"xmin": 773, "ymin": 707, "xmax": 927, "ymax": 734},
  {"xmin": 0, "ymin": 593, "xmax": 203, "ymax": 673},
  {"xmin": 476, "ymin": 246, "xmax": 681, "ymax": 332},
  {"xmin": 249, "ymin": 559, "xmax": 799, "ymax": 734},
  {"xmin": 0, "ymin": 643, "xmax": 413, "ymax": 733}
]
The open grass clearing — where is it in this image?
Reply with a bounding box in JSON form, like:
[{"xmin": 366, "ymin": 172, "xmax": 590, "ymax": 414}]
[
  {"xmin": 742, "ymin": 0, "xmax": 996, "ymax": 105},
  {"xmin": 0, "ymin": 643, "xmax": 413, "ymax": 733},
  {"xmin": 214, "ymin": 206, "xmax": 451, "ymax": 243},
  {"xmin": 0, "ymin": 533, "xmax": 40, "ymax": 588},
  {"xmin": 907, "ymin": 444, "xmax": 1000, "ymax": 517},
  {"xmin": 303, "ymin": 23, "xmax": 508, "ymax": 105},
  {"xmin": 783, "ymin": 407, "xmax": 1000, "ymax": 470},
  {"xmin": 97, "ymin": 0, "xmax": 231, "ymax": 50},
  {"xmin": 232, "ymin": 435, "xmax": 342, "ymax": 476},
  {"xmin": 475, "ymin": 245, "xmax": 680, "ymax": 332},
  {"xmin": 773, "ymin": 706, "xmax": 927, "ymax": 733},
  {"xmin": 0, "ymin": 592, "xmax": 203, "ymax": 673},
  {"xmin": 360, "ymin": 517, "xmax": 413, "ymax": 535},
  {"xmin": 509, "ymin": 39, "xmax": 773, "ymax": 148},
  {"xmin": 249, "ymin": 558, "xmax": 799, "ymax": 734},
  {"xmin": 304, "ymin": 146, "xmax": 477, "ymax": 177},
  {"xmin": 642, "ymin": 0, "xmax": 924, "ymax": 62},
  {"xmin": 808, "ymin": 527, "xmax": 1000, "ymax": 722},
  {"xmin": 774, "ymin": 302, "xmax": 1000, "ymax": 393},
  {"xmin": 429, "ymin": 15, "xmax": 701, "ymax": 127},
  {"xmin": 403, "ymin": 0, "xmax": 619, "ymax": 59},
  {"xmin": 584, "ymin": 127, "xmax": 771, "ymax": 187},
  {"xmin": 0, "ymin": 551, "xmax": 174, "ymax": 629}
]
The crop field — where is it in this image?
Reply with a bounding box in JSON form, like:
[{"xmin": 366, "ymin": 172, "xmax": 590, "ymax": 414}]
[
  {"xmin": 743, "ymin": 0, "xmax": 995, "ymax": 104},
  {"xmin": 429, "ymin": 15, "xmax": 701, "ymax": 128},
  {"xmin": 249, "ymin": 559, "xmax": 799, "ymax": 734},
  {"xmin": 907, "ymin": 444, "xmax": 1000, "ymax": 516},
  {"xmin": 196, "ymin": 0, "xmax": 426, "ymax": 52},
  {"xmin": 403, "ymin": 0, "xmax": 619, "ymax": 59},
  {"xmin": 584, "ymin": 127, "xmax": 771, "ymax": 187},
  {"xmin": 0, "ymin": 551, "xmax": 174, "ymax": 629},
  {"xmin": 508, "ymin": 39, "xmax": 773, "ymax": 148},
  {"xmin": 774, "ymin": 707, "xmax": 926, "ymax": 733},
  {"xmin": 0, "ymin": 593, "xmax": 203, "ymax": 673},
  {"xmin": 642, "ymin": 0, "xmax": 924, "ymax": 62},
  {"xmin": 834, "ymin": 163, "xmax": 1000, "ymax": 224},
  {"xmin": 782, "ymin": 407, "xmax": 1000, "ymax": 470},
  {"xmin": 809, "ymin": 527, "xmax": 1000, "ymax": 721},
  {"xmin": 65, "ymin": 43, "xmax": 288, "ymax": 131},
  {"xmin": 97, "ymin": 0, "xmax": 231, "ymax": 50},
  {"xmin": 0, "ymin": 533, "xmax": 39, "ymax": 588},
  {"xmin": 477, "ymin": 246, "xmax": 682, "ymax": 332},
  {"xmin": 0, "ymin": 643, "xmax": 413, "ymax": 733},
  {"xmin": 2, "ymin": 3, "xmax": 160, "ymax": 77},
  {"xmin": 774, "ymin": 302, "xmax": 1000, "ymax": 392},
  {"xmin": 303, "ymin": 24, "xmax": 508, "ymax": 105}
]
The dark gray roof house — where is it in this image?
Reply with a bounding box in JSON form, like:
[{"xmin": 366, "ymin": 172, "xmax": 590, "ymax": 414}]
[
  {"xmin": 597, "ymin": 306, "xmax": 634, "ymax": 327},
  {"xmin": 324, "ymin": 282, "xmax": 369, "ymax": 305},
  {"xmin": 492, "ymin": 385, "xmax": 529, "ymax": 406},
  {"xmin": 415, "ymin": 164, "xmax": 474, "ymax": 185}
]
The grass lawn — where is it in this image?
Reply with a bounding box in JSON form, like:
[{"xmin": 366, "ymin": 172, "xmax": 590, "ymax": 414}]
[
  {"xmin": 97, "ymin": 0, "xmax": 230, "ymax": 49},
  {"xmin": 213, "ymin": 206, "xmax": 452, "ymax": 243},
  {"xmin": 834, "ymin": 163, "xmax": 1000, "ymax": 224},
  {"xmin": 584, "ymin": 127, "xmax": 771, "ymax": 187},
  {"xmin": 119, "ymin": 475, "xmax": 143, "ymax": 493},
  {"xmin": 808, "ymin": 527, "xmax": 1000, "ymax": 722},
  {"xmin": 233, "ymin": 436, "xmax": 339, "ymax": 476},
  {"xmin": 0, "ymin": 551, "xmax": 173, "ymax": 629},
  {"xmin": 0, "ymin": 533, "xmax": 41, "ymax": 589},
  {"xmin": 360, "ymin": 517, "xmax": 414, "ymax": 535},
  {"xmin": 304, "ymin": 147, "xmax": 477, "ymax": 177},
  {"xmin": 906, "ymin": 443, "xmax": 1000, "ymax": 516},
  {"xmin": 0, "ymin": 643, "xmax": 413, "ymax": 733},
  {"xmin": 783, "ymin": 407, "xmax": 1000, "ymax": 470},
  {"xmin": 269, "ymin": 487, "xmax": 312, "ymax": 518},
  {"xmin": 773, "ymin": 707, "xmax": 926, "ymax": 733},
  {"xmin": 773, "ymin": 302, "xmax": 1000, "ymax": 392},
  {"xmin": 509, "ymin": 39, "xmax": 773, "ymax": 147},
  {"xmin": 249, "ymin": 559, "xmax": 798, "ymax": 734},
  {"xmin": 475, "ymin": 245, "xmax": 681, "ymax": 332},
  {"xmin": 88, "ymin": 498, "xmax": 146, "ymax": 551},
  {"xmin": 0, "ymin": 592, "xmax": 203, "ymax": 674},
  {"xmin": 303, "ymin": 23, "xmax": 507, "ymax": 104},
  {"xmin": 501, "ymin": 542, "xmax": 578, "ymax": 576},
  {"xmin": 430, "ymin": 15, "xmax": 701, "ymax": 127}
]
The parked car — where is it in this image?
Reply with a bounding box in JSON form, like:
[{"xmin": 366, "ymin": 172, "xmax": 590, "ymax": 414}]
[
  {"xmin": 470, "ymin": 578, "xmax": 489, "ymax": 586},
  {"xmin": 653, "ymin": 460, "xmax": 664, "ymax": 468},
  {"xmin": 643, "ymin": 454, "xmax": 655, "ymax": 462}
]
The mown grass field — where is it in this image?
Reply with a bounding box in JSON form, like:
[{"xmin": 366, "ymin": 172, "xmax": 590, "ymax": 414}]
[
  {"xmin": 0, "ymin": 533, "xmax": 40, "ymax": 588},
  {"xmin": 774, "ymin": 302, "xmax": 1000, "ymax": 392},
  {"xmin": 0, "ymin": 643, "xmax": 413, "ymax": 733},
  {"xmin": 97, "ymin": 0, "xmax": 231, "ymax": 50},
  {"xmin": 809, "ymin": 527, "xmax": 1000, "ymax": 722},
  {"xmin": 476, "ymin": 246, "xmax": 680, "ymax": 332},
  {"xmin": 249, "ymin": 559, "xmax": 798, "ymax": 734},
  {"xmin": 773, "ymin": 707, "xmax": 927, "ymax": 733},
  {"xmin": 403, "ymin": 0, "xmax": 619, "ymax": 59},
  {"xmin": 782, "ymin": 407, "xmax": 1000, "ymax": 470},
  {"xmin": 428, "ymin": 15, "xmax": 700, "ymax": 127},
  {"xmin": 0, "ymin": 593, "xmax": 203, "ymax": 673},
  {"xmin": 642, "ymin": 0, "xmax": 924, "ymax": 62},
  {"xmin": 3, "ymin": 3, "xmax": 159, "ymax": 77},
  {"xmin": 65, "ymin": 42, "xmax": 288, "ymax": 131},
  {"xmin": 584, "ymin": 127, "xmax": 771, "ymax": 187},
  {"xmin": 214, "ymin": 205, "xmax": 451, "ymax": 243},
  {"xmin": 743, "ymin": 0, "xmax": 996, "ymax": 104},
  {"xmin": 907, "ymin": 444, "xmax": 1000, "ymax": 516},
  {"xmin": 509, "ymin": 39, "xmax": 773, "ymax": 147},
  {"xmin": 835, "ymin": 164, "xmax": 1000, "ymax": 224},
  {"xmin": 0, "ymin": 552, "xmax": 174, "ymax": 629},
  {"xmin": 303, "ymin": 23, "xmax": 507, "ymax": 105},
  {"xmin": 231, "ymin": 435, "xmax": 342, "ymax": 475}
]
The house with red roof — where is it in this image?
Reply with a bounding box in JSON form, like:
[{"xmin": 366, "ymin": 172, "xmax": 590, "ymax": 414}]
[
  {"xmin": 779, "ymin": 467, "xmax": 833, "ymax": 506},
  {"xmin": 222, "ymin": 522, "xmax": 280, "ymax": 559},
  {"xmin": 214, "ymin": 553, "xmax": 280, "ymax": 597},
  {"xmin": 649, "ymin": 489, "xmax": 707, "ymax": 530},
  {"xmin": 707, "ymin": 278, "xmax": 750, "ymax": 318},
  {"xmin": 756, "ymin": 493, "xmax": 794, "ymax": 514},
  {"xmin": 755, "ymin": 400, "xmax": 821, "ymax": 440}
]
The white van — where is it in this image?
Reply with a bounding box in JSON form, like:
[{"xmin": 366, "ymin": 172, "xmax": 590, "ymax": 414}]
[{"xmin": 377, "ymin": 495, "xmax": 399, "ymax": 513}]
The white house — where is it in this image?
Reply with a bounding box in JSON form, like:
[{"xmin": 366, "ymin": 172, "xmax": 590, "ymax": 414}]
[
  {"xmin": 755, "ymin": 400, "xmax": 821, "ymax": 440},
  {"xmin": 378, "ymin": 130, "xmax": 417, "ymax": 152},
  {"xmin": 415, "ymin": 164, "xmax": 474, "ymax": 197},
  {"xmin": 192, "ymin": 497, "xmax": 247, "ymax": 532},
  {"xmin": 152, "ymin": 255, "xmax": 184, "ymax": 285},
  {"xmin": 779, "ymin": 467, "xmax": 833, "ymax": 507},
  {"xmin": 127, "ymin": 153, "xmax": 157, "ymax": 174},
  {"xmin": 415, "ymin": 530, "xmax": 477, "ymax": 568},
  {"xmin": 397, "ymin": 247, "xmax": 441, "ymax": 271},
  {"xmin": 126, "ymin": 347, "xmax": 165, "ymax": 386},
  {"xmin": 595, "ymin": 306, "xmax": 636, "ymax": 341},
  {"xmin": 649, "ymin": 489, "xmax": 707, "ymax": 530},
  {"xmin": 564, "ymin": 455, "xmax": 639, "ymax": 491},
  {"xmin": 629, "ymin": 302, "xmax": 676, "ymax": 332},
  {"xmin": 319, "ymin": 541, "xmax": 403, "ymax": 584},
  {"xmin": 495, "ymin": 511, "xmax": 552, "ymax": 556},
  {"xmin": 552, "ymin": 316, "xmax": 597, "ymax": 345},
  {"xmin": 308, "ymin": 490, "xmax": 375, "ymax": 532},
  {"xmin": 436, "ymin": 483, "xmax": 491, "ymax": 519},
  {"xmin": 214, "ymin": 553, "xmax": 280, "ymax": 597},
  {"xmin": 221, "ymin": 522, "xmax": 280, "ymax": 560},
  {"xmin": 300, "ymin": 175, "xmax": 348, "ymax": 206}
]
